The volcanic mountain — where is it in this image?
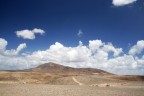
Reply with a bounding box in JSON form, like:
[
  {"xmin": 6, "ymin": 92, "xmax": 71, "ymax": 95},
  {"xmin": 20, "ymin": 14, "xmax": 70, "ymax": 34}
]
[{"xmin": 32, "ymin": 62, "xmax": 111, "ymax": 75}]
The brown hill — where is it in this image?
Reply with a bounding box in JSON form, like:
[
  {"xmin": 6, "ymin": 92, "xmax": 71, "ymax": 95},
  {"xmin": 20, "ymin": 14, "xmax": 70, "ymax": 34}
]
[{"xmin": 32, "ymin": 62, "xmax": 111, "ymax": 75}]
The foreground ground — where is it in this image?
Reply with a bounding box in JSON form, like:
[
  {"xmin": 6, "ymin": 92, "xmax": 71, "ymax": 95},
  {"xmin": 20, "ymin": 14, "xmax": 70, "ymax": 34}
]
[
  {"xmin": 0, "ymin": 75, "xmax": 144, "ymax": 96},
  {"xmin": 0, "ymin": 84, "xmax": 144, "ymax": 96},
  {"xmin": 0, "ymin": 64, "xmax": 144, "ymax": 96}
]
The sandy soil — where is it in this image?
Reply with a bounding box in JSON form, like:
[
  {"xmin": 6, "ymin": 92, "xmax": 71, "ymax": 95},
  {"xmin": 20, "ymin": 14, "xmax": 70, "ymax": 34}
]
[
  {"xmin": 0, "ymin": 84, "xmax": 144, "ymax": 96},
  {"xmin": 0, "ymin": 70, "xmax": 144, "ymax": 96}
]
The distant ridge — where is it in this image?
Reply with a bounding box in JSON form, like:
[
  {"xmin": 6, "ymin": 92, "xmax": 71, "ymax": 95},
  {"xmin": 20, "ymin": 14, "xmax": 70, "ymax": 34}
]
[{"xmin": 32, "ymin": 62, "xmax": 111, "ymax": 75}]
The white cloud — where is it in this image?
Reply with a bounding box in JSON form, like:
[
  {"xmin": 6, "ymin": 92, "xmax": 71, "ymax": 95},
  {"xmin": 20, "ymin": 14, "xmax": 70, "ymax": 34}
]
[
  {"xmin": 0, "ymin": 38, "xmax": 144, "ymax": 75},
  {"xmin": 77, "ymin": 29, "xmax": 83, "ymax": 37},
  {"xmin": 16, "ymin": 28, "xmax": 45, "ymax": 40},
  {"xmin": 32, "ymin": 28, "xmax": 45, "ymax": 34},
  {"xmin": 107, "ymin": 54, "xmax": 139, "ymax": 74},
  {"xmin": 0, "ymin": 38, "xmax": 7, "ymax": 53},
  {"xmin": 5, "ymin": 43, "xmax": 27, "ymax": 56},
  {"xmin": 89, "ymin": 40, "xmax": 103, "ymax": 53},
  {"xmin": 89, "ymin": 40, "xmax": 123, "ymax": 57},
  {"xmin": 112, "ymin": 0, "xmax": 137, "ymax": 6},
  {"xmin": 129, "ymin": 40, "xmax": 144, "ymax": 56},
  {"xmin": 16, "ymin": 43, "xmax": 27, "ymax": 54},
  {"xmin": 16, "ymin": 30, "xmax": 35, "ymax": 39},
  {"xmin": 0, "ymin": 38, "xmax": 27, "ymax": 56},
  {"xmin": 102, "ymin": 43, "xmax": 123, "ymax": 57}
]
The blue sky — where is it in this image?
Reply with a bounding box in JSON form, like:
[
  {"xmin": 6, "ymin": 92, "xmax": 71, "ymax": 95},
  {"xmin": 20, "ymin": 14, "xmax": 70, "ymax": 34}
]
[{"xmin": 0, "ymin": 0, "xmax": 144, "ymax": 75}]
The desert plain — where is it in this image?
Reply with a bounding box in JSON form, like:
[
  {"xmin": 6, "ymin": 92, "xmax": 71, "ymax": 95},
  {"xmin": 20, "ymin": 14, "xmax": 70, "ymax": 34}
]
[{"xmin": 0, "ymin": 63, "xmax": 144, "ymax": 96}]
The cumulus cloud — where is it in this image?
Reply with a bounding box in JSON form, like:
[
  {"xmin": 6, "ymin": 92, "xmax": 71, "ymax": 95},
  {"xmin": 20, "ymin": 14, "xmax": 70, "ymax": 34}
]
[
  {"xmin": 0, "ymin": 38, "xmax": 7, "ymax": 53},
  {"xmin": 89, "ymin": 40, "xmax": 123, "ymax": 57},
  {"xmin": 16, "ymin": 28, "xmax": 45, "ymax": 40},
  {"xmin": 77, "ymin": 29, "xmax": 83, "ymax": 37},
  {"xmin": 0, "ymin": 38, "xmax": 144, "ymax": 75},
  {"xmin": 129, "ymin": 40, "xmax": 144, "ymax": 56},
  {"xmin": 5, "ymin": 43, "xmax": 27, "ymax": 56},
  {"xmin": 112, "ymin": 0, "xmax": 137, "ymax": 6},
  {"xmin": 0, "ymin": 38, "xmax": 27, "ymax": 56}
]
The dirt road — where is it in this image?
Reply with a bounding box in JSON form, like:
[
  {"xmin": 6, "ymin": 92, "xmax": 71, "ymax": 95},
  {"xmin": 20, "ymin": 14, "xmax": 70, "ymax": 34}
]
[{"xmin": 72, "ymin": 77, "xmax": 84, "ymax": 85}]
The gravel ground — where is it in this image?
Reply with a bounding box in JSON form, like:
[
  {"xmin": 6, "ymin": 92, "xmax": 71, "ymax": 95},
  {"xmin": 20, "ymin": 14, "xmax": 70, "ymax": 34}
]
[{"xmin": 0, "ymin": 84, "xmax": 144, "ymax": 96}]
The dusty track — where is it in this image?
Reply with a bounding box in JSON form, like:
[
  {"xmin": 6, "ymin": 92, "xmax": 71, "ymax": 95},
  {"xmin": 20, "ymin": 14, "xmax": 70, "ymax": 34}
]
[{"xmin": 72, "ymin": 77, "xmax": 84, "ymax": 85}]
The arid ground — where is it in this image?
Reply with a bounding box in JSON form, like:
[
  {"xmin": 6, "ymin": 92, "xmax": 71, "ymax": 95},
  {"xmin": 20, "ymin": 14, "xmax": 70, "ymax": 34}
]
[
  {"xmin": 0, "ymin": 84, "xmax": 144, "ymax": 96},
  {"xmin": 0, "ymin": 63, "xmax": 144, "ymax": 96}
]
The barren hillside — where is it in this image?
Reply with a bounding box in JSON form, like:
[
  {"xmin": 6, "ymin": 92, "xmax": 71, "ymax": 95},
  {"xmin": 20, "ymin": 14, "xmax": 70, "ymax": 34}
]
[{"xmin": 32, "ymin": 62, "xmax": 111, "ymax": 75}]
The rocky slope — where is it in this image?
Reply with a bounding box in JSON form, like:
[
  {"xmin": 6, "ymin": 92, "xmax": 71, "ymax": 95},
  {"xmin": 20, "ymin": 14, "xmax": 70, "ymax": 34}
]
[{"xmin": 32, "ymin": 62, "xmax": 111, "ymax": 75}]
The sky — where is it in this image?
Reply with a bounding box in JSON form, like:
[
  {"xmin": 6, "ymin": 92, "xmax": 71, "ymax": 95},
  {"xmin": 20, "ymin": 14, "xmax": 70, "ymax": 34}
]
[{"xmin": 0, "ymin": 0, "xmax": 144, "ymax": 75}]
